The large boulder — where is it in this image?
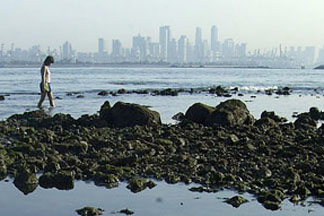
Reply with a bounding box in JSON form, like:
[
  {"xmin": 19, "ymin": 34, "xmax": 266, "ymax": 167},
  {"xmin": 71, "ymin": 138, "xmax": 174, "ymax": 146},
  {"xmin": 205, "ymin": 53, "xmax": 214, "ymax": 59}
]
[
  {"xmin": 205, "ymin": 99, "xmax": 254, "ymax": 127},
  {"xmin": 99, "ymin": 101, "xmax": 161, "ymax": 127},
  {"xmin": 13, "ymin": 171, "xmax": 38, "ymax": 195},
  {"xmin": 184, "ymin": 103, "xmax": 215, "ymax": 124}
]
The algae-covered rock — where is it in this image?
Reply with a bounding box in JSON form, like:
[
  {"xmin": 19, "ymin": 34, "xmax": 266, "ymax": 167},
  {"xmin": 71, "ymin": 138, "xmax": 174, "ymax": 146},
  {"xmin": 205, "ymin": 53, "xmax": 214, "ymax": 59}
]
[
  {"xmin": 225, "ymin": 195, "xmax": 249, "ymax": 208},
  {"xmin": 76, "ymin": 206, "xmax": 104, "ymax": 216},
  {"xmin": 185, "ymin": 103, "xmax": 215, "ymax": 124},
  {"xmin": 126, "ymin": 177, "xmax": 148, "ymax": 193},
  {"xmin": 13, "ymin": 171, "xmax": 38, "ymax": 195},
  {"xmin": 99, "ymin": 101, "xmax": 111, "ymax": 120},
  {"xmin": 205, "ymin": 99, "xmax": 254, "ymax": 127},
  {"xmin": 39, "ymin": 171, "xmax": 74, "ymax": 190},
  {"xmin": 101, "ymin": 101, "xmax": 161, "ymax": 127}
]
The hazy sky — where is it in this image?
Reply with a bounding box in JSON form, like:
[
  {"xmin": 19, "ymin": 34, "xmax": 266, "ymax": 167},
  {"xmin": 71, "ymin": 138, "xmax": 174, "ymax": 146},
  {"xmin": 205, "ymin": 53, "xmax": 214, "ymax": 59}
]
[{"xmin": 1, "ymin": 0, "xmax": 324, "ymax": 52}]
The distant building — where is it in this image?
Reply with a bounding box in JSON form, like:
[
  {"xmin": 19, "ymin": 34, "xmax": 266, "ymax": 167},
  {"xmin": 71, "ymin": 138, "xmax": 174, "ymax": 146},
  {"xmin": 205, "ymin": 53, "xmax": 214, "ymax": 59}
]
[
  {"xmin": 62, "ymin": 41, "xmax": 73, "ymax": 62},
  {"xmin": 211, "ymin": 25, "xmax": 219, "ymax": 52},
  {"xmin": 132, "ymin": 34, "xmax": 148, "ymax": 62},
  {"xmin": 98, "ymin": 38, "xmax": 105, "ymax": 54},
  {"xmin": 194, "ymin": 27, "xmax": 203, "ymax": 62},
  {"xmin": 222, "ymin": 38, "xmax": 235, "ymax": 59},
  {"xmin": 178, "ymin": 35, "xmax": 188, "ymax": 63},
  {"xmin": 159, "ymin": 26, "xmax": 171, "ymax": 61},
  {"xmin": 317, "ymin": 45, "xmax": 324, "ymax": 64}
]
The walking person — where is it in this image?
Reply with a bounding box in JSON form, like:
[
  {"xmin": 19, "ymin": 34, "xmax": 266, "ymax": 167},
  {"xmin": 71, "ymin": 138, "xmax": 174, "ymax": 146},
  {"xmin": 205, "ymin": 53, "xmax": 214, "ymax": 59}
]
[{"xmin": 37, "ymin": 56, "xmax": 55, "ymax": 108}]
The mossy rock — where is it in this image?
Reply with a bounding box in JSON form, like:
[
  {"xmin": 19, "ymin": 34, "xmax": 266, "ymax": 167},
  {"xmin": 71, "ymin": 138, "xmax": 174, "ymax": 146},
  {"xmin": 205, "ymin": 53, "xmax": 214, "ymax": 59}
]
[
  {"xmin": 76, "ymin": 207, "xmax": 104, "ymax": 216},
  {"xmin": 13, "ymin": 171, "xmax": 38, "ymax": 195},
  {"xmin": 126, "ymin": 177, "xmax": 148, "ymax": 193},
  {"xmin": 225, "ymin": 195, "xmax": 249, "ymax": 208}
]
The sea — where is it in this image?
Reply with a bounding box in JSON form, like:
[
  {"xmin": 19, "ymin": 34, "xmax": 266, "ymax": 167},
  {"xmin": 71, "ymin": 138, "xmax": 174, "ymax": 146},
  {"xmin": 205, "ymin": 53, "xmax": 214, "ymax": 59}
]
[{"xmin": 1, "ymin": 67, "xmax": 324, "ymax": 215}]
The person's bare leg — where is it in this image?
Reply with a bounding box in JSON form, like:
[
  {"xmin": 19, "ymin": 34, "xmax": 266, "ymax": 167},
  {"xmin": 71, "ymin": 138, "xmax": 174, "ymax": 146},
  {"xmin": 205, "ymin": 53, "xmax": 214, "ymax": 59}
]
[
  {"xmin": 38, "ymin": 93, "xmax": 46, "ymax": 108},
  {"xmin": 48, "ymin": 92, "xmax": 55, "ymax": 107}
]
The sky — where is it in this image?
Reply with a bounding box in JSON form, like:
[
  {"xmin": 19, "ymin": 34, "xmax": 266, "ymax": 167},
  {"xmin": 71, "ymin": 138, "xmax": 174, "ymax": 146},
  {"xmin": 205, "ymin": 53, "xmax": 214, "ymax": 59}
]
[{"xmin": 1, "ymin": 0, "xmax": 324, "ymax": 52}]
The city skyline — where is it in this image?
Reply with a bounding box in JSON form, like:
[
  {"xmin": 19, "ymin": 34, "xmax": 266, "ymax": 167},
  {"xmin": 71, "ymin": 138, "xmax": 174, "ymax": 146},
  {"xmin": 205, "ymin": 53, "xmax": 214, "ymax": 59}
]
[
  {"xmin": 1, "ymin": 23, "xmax": 323, "ymax": 68},
  {"xmin": 1, "ymin": 0, "xmax": 324, "ymax": 52}
]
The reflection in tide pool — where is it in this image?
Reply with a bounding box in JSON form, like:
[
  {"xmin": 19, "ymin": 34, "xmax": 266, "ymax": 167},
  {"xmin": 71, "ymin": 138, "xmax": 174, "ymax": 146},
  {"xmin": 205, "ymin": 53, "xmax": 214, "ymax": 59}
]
[{"xmin": 0, "ymin": 179, "xmax": 320, "ymax": 216}]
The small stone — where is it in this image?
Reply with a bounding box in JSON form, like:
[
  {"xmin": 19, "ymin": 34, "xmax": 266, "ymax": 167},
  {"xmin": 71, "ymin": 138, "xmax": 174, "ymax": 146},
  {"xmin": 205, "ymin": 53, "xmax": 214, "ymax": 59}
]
[{"xmin": 120, "ymin": 208, "xmax": 134, "ymax": 215}]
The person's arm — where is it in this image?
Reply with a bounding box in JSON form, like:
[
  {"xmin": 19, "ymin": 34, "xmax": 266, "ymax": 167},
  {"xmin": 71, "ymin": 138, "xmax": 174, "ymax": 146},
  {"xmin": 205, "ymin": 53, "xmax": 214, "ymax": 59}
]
[{"xmin": 41, "ymin": 66, "xmax": 47, "ymax": 89}]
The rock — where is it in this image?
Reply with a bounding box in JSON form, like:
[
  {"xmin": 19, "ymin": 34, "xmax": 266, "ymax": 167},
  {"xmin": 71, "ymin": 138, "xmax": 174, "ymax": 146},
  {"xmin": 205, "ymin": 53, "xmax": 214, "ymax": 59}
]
[
  {"xmin": 126, "ymin": 177, "xmax": 148, "ymax": 193},
  {"xmin": 76, "ymin": 207, "xmax": 104, "ymax": 216},
  {"xmin": 117, "ymin": 89, "xmax": 127, "ymax": 94},
  {"xmin": 263, "ymin": 201, "xmax": 281, "ymax": 210},
  {"xmin": 101, "ymin": 102, "xmax": 161, "ymax": 127},
  {"xmin": 261, "ymin": 111, "xmax": 287, "ymax": 123},
  {"xmin": 98, "ymin": 101, "xmax": 111, "ymax": 121},
  {"xmin": 54, "ymin": 140, "xmax": 88, "ymax": 154},
  {"xmin": 42, "ymin": 113, "xmax": 76, "ymax": 129},
  {"xmin": 120, "ymin": 208, "xmax": 134, "ymax": 215},
  {"xmin": 294, "ymin": 114, "xmax": 317, "ymax": 129},
  {"xmin": 162, "ymin": 88, "xmax": 178, "ymax": 96},
  {"xmin": 8, "ymin": 110, "xmax": 50, "ymax": 127},
  {"xmin": 309, "ymin": 107, "xmax": 321, "ymax": 120},
  {"xmin": 39, "ymin": 171, "xmax": 74, "ymax": 190},
  {"xmin": 77, "ymin": 94, "xmax": 85, "ymax": 98},
  {"xmin": 209, "ymin": 85, "xmax": 229, "ymax": 96},
  {"xmin": 184, "ymin": 103, "xmax": 215, "ymax": 124},
  {"xmin": 13, "ymin": 171, "xmax": 38, "ymax": 195},
  {"xmin": 0, "ymin": 95, "xmax": 5, "ymax": 101},
  {"xmin": 98, "ymin": 91, "xmax": 109, "ymax": 96},
  {"xmin": 254, "ymin": 117, "xmax": 278, "ymax": 130},
  {"xmin": 205, "ymin": 99, "xmax": 254, "ymax": 127},
  {"xmin": 172, "ymin": 112, "xmax": 185, "ymax": 121},
  {"xmin": 276, "ymin": 87, "xmax": 291, "ymax": 95},
  {"xmin": 225, "ymin": 196, "xmax": 248, "ymax": 208}
]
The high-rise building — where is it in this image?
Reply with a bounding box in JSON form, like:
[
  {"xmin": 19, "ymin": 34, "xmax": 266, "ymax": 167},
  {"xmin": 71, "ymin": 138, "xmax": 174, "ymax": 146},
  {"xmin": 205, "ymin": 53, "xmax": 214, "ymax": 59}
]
[
  {"xmin": 222, "ymin": 39, "xmax": 235, "ymax": 59},
  {"xmin": 98, "ymin": 38, "xmax": 105, "ymax": 54},
  {"xmin": 132, "ymin": 34, "xmax": 148, "ymax": 61},
  {"xmin": 211, "ymin": 25, "xmax": 219, "ymax": 52},
  {"xmin": 317, "ymin": 45, "xmax": 324, "ymax": 64},
  {"xmin": 178, "ymin": 35, "xmax": 188, "ymax": 63},
  {"xmin": 159, "ymin": 26, "xmax": 171, "ymax": 61},
  {"xmin": 112, "ymin": 40, "xmax": 122, "ymax": 57},
  {"xmin": 62, "ymin": 41, "xmax": 73, "ymax": 61},
  {"xmin": 194, "ymin": 27, "xmax": 203, "ymax": 62},
  {"xmin": 168, "ymin": 38, "xmax": 177, "ymax": 63}
]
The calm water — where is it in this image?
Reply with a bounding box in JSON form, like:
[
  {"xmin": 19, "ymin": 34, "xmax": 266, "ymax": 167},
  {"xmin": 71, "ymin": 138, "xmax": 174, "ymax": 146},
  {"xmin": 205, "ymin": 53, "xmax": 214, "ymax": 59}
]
[
  {"xmin": 1, "ymin": 67, "xmax": 324, "ymax": 122},
  {"xmin": 0, "ymin": 179, "xmax": 321, "ymax": 216},
  {"xmin": 1, "ymin": 67, "xmax": 324, "ymax": 215}
]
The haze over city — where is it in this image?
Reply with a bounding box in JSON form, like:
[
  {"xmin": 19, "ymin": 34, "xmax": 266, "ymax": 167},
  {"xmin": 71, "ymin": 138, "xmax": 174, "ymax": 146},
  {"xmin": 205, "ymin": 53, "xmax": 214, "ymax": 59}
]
[{"xmin": 1, "ymin": 0, "xmax": 324, "ymax": 52}]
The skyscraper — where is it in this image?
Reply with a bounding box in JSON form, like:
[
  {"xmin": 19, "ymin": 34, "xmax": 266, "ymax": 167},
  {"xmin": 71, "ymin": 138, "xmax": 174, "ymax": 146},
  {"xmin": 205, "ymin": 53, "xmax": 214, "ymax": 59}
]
[
  {"xmin": 178, "ymin": 35, "xmax": 188, "ymax": 63},
  {"xmin": 112, "ymin": 40, "xmax": 122, "ymax": 57},
  {"xmin": 194, "ymin": 27, "xmax": 203, "ymax": 62},
  {"xmin": 62, "ymin": 41, "xmax": 73, "ymax": 61},
  {"xmin": 159, "ymin": 26, "xmax": 171, "ymax": 61},
  {"xmin": 98, "ymin": 38, "xmax": 105, "ymax": 54},
  {"xmin": 211, "ymin": 25, "xmax": 219, "ymax": 52}
]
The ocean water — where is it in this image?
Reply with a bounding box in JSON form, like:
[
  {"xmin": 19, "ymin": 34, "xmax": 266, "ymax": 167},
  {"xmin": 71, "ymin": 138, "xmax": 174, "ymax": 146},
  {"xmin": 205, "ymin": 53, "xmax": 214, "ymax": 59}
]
[
  {"xmin": 1, "ymin": 67, "xmax": 324, "ymax": 122},
  {"xmin": 1, "ymin": 67, "xmax": 324, "ymax": 215}
]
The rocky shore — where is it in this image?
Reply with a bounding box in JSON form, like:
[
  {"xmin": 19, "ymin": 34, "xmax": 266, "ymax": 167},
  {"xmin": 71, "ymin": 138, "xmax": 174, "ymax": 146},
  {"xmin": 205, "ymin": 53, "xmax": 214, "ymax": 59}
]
[{"xmin": 1, "ymin": 99, "xmax": 324, "ymax": 211}]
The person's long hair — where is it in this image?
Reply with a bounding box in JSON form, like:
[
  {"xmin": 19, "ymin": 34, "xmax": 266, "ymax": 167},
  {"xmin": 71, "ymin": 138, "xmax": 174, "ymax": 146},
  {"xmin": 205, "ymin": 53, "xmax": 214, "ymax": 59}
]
[{"xmin": 44, "ymin": 56, "xmax": 54, "ymax": 66}]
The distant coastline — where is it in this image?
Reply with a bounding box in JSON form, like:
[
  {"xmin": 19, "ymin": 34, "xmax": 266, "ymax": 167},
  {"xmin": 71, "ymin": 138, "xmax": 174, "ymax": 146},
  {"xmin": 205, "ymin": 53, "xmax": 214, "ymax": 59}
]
[{"xmin": 0, "ymin": 62, "xmax": 283, "ymax": 69}]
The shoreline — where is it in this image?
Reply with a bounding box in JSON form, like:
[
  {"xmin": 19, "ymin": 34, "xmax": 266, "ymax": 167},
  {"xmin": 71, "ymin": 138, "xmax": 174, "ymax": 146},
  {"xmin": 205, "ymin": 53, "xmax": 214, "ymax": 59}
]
[{"xmin": 1, "ymin": 99, "xmax": 324, "ymax": 211}]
